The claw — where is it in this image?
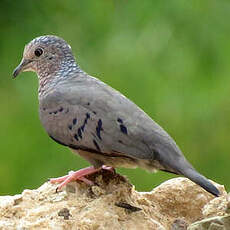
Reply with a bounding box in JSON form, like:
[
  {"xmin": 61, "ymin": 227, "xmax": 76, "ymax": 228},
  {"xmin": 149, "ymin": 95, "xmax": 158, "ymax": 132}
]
[{"xmin": 102, "ymin": 165, "xmax": 115, "ymax": 173}]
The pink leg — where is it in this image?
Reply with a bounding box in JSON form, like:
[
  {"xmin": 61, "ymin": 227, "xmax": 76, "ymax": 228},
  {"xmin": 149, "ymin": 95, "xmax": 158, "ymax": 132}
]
[
  {"xmin": 49, "ymin": 165, "xmax": 114, "ymax": 192},
  {"xmin": 78, "ymin": 177, "xmax": 94, "ymax": 185}
]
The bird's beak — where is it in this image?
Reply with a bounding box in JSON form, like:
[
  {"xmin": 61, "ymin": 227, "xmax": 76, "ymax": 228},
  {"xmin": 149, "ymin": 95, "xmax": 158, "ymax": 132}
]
[{"xmin": 12, "ymin": 59, "xmax": 32, "ymax": 78}]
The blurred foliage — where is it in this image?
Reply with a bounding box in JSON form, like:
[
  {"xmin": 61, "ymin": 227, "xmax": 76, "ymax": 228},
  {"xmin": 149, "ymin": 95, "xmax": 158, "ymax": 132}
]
[{"xmin": 0, "ymin": 0, "xmax": 229, "ymax": 195}]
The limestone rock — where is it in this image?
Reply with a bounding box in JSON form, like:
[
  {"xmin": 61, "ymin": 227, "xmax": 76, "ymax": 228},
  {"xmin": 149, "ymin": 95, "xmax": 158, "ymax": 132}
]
[
  {"xmin": 187, "ymin": 193, "xmax": 230, "ymax": 230},
  {"xmin": 188, "ymin": 215, "xmax": 230, "ymax": 230},
  {"xmin": 0, "ymin": 171, "xmax": 225, "ymax": 230},
  {"xmin": 202, "ymin": 193, "xmax": 230, "ymax": 217}
]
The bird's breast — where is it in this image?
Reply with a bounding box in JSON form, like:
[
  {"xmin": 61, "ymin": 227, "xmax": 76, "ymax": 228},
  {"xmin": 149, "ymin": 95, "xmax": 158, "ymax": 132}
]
[{"xmin": 39, "ymin": 99, "xmax": 73, "ymax": 145}]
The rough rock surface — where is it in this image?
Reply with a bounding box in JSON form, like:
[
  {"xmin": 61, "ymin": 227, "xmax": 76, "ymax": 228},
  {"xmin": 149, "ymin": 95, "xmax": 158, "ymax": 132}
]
[
  {"xmin": 188, "ymin": 215, "xmax": 230, "ymax": 230},
  {"xmin": 0, "ymin": 171, "xmax": 226, "ymax": 230},
  {"xmin": 187, "ymin": 190, "xmax": 230, "ymax": 230}
]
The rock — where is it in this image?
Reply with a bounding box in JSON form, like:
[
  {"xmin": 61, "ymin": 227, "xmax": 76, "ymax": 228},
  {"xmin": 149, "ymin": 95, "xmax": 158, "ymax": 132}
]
[
  {"xmin": 188, "ymin": 215, "xmax": 230, "ymax": 230},
  {"xmin": 0, "ymin": 171, "xmax": 225, "ymax": 230},
  {"xmin": 187, "ymin": 193, "xmax": 230, "ymax": 230},
  {"xmin": 171, "ymin": 218, "xmax": 188, "ymax": 230},
  {"xmin": 202, "ymin": 193, "xmax": 230, "ymax": 217}
]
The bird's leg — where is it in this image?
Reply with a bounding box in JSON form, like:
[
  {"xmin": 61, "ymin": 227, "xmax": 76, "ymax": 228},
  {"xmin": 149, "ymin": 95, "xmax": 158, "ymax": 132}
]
[
  {"xmin": 49, "ymin": 165, "xmax": 115, "ymax": 191},
  {"xmin": 78, "ymin": 176, "xmax": 95, "ymax": 185},
  {"xmin": 50, "ymin": 166, "xmax": 99, "ymax": 190}
]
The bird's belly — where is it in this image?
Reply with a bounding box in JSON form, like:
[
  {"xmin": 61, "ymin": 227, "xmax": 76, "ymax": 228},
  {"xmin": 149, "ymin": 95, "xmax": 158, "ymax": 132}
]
[
  {"xmin": 71, "ymin": 148, "xmax": 138, "ymax": 169},
  {"xmin": 71, "ymin": 148, "xmax": 162, "ymax": 173}
]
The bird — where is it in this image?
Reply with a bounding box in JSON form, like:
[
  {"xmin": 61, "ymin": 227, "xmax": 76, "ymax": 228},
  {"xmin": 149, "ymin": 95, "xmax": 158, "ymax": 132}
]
[{"xmin": 13, "ymin": 35, "xmax": 220, "ymax": 196}]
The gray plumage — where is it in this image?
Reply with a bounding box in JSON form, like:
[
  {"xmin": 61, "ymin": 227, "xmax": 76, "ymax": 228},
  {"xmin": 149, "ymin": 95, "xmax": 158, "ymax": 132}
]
[{"xmin": 13, "ymin": 35, "xmax": 219, "ymax": 196}]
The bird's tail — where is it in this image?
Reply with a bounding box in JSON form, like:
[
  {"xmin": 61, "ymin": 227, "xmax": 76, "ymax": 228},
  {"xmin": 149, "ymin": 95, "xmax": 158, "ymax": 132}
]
[
  {"xmin": 156, "ymin": 148, "xmax": 220, "ymax": 196},
  {"xmin": 179, "ymin": 166, "xmax": 220, "ymax": 197}
]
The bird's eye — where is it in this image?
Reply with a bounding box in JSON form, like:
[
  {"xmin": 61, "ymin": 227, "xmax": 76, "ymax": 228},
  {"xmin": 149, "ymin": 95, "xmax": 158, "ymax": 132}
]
[{"xmin": 34, "ymin": 48, "xmax": 43, "ymax": 57}]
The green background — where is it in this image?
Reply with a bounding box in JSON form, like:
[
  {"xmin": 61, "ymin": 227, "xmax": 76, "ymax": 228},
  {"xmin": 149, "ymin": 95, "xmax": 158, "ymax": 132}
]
[{"xmin": 0, "ymin": 0, "xmax": 229, "ymax": 195}]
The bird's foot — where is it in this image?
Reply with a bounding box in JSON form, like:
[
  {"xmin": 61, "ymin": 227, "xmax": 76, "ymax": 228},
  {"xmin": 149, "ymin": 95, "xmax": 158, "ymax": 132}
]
[{"xmin": 49, "ymin": 165, "xmax": 114, "ymax": 192}]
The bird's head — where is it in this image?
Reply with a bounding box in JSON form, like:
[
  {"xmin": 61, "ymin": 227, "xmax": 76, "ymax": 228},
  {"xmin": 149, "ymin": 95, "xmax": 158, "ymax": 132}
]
[{"xmin": 13, "ymin": 35, "xmax": 76, "ymax": 79}]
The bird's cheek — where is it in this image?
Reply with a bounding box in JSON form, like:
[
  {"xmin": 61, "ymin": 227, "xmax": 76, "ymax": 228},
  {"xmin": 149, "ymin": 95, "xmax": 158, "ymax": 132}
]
[
  {"xmin": 48, "ymin": 60, "xmax": 60, "ymax": 73},
  {"xmin": 20, "ymin": 60, "xmax": 36, "ymax": 73}
]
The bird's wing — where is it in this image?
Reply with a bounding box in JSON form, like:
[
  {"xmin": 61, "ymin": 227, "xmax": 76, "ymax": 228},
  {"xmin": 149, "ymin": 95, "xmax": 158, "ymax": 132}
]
[{"xmin": 40, "ymin": 74, "xmax": 179, "ymax": 163}]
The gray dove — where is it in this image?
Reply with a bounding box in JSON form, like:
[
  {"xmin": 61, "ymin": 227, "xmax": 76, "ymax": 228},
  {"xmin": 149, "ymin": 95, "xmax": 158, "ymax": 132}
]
[{"xmin": 13, "ymin": 35, "xmax": 219, "ymax": 196}]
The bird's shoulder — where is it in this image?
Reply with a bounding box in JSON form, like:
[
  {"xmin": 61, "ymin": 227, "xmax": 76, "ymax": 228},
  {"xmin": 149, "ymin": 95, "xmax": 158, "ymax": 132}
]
[{"xmin": 42, "ymin": 73, "xmax": 141, "ymax": 115}]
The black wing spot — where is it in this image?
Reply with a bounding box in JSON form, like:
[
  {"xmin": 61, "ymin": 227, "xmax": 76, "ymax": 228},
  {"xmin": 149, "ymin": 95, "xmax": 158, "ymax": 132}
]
[
  {"xmin": 117, "ymin": 118, "xmax": 123, "ymax": 123},
  {"xmin": 96, "ymin": 119, "xmax": 103, "ymax": 140},
  {"xmin": 74, "ymin": 134, "xmax": 79, "ymax": 141},
  {"xmin": 78, "ymin": 128, "xmax": 82, "ymax": 139},
  {"xmin": 86, "ymin": 113, "xmax": 90, "ymax": 119},
  {"xmin": 73, "ymin": 118, "xmax": 77, "ymax": 125},
  {"xmin": 93, "ymin": 111, "xmax": 97, "ymax": 115},
  {"xmin": 93, "ymin": 139, "xmax": 101, "ymax": 152},
  {"xmin": 98, "ymin": 119, "xmax": 102, "ymax": 128},
  {"xmin": 120, "ymin": 124, "xmax": 128, "ymax": 135},
  {"xmin": 81, "ymin": 125, "xmax": 85, "ymax": 132},
  {"xmin": 118, "ymin": 140, "xmax": 123, "ymax": 144},
  {"xmin": 80, "ymin": 113, "xmax": 91, "ymax": 132},
  {"xmin": 48, "ymin": 108, "xmax": 64, "ymax": 115},
  {"xmin": 87, "ymin": 102, "xmax": 90, "ymax": 106},
  {"xmin": 68, "ymin": 125, "xmax": 72, "ymax": 130}
]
